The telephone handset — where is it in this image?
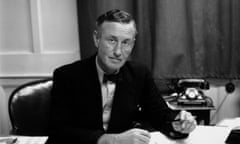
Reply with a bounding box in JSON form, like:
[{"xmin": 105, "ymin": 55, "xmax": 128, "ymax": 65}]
[{"xmin": 176, "ymin": 79, "xmax": 210, "ymax": 105}]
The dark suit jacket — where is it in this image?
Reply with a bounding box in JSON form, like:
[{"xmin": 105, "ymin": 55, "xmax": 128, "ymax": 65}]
[{"xmin": 48, "ymin": 55, "xmax": 184, "ymax": 144}]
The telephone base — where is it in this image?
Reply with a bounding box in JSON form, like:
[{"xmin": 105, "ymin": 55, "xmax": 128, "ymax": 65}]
[{"xmin": 177, "ymin": 99, "xmax": 207, "ymax": 106}]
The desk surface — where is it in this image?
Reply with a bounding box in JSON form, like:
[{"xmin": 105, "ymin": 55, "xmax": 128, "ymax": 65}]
[{"xmin": 150, "ymin": 125, "xmax": 232, "ymax": 144}]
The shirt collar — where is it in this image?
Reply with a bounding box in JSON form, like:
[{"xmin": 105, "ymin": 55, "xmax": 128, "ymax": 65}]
[
  {"xmin": 96, "ymin": 56, "xmax": 104, "ymax": 84},
  {"xmin": 95, "ymin": 56, "xmax": 120, "ymax": 84}
]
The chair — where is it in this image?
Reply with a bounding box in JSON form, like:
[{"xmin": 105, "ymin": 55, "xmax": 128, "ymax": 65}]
[{"xmin": 8, "ymin": 79, "xmax": 53, "ymax": 136}]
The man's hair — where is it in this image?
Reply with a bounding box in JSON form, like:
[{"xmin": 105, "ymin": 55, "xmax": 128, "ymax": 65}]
[{"xmin": 96, "ymin": 9, "xmax": 137, "ymax": 33}]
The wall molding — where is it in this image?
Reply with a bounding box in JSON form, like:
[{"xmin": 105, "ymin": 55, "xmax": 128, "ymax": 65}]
[{"xmin": 0, "ymin": 75, "xmax": 51, "ymax": 88}]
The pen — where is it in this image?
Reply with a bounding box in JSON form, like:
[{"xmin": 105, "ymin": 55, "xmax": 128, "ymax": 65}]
[
  {"xmin": 166, "ymin": 119, "xmax": 181, "ymax": 124},
  {"xmin": 168, "ymin": 116, "xmax": 197, "ymax": 124},
  {"xmin": 11, "ymin": 138, "xmax": 18, "ymax": 144},
  {"xmin": 172, "ymin": 119, "xmax": 181, "ymax": 122}
]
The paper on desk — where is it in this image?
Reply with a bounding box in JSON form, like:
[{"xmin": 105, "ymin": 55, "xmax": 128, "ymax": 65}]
[
  {"xmin": 217, "ymin": 117, "xmax": 240, "ymax": 129},
  {"xmin": 149, "ymin": 126, "xmax": 232, "ymax": 144},
  {"xmin": 0, "ymin": 136, "xmax": 17, "ymax": 144},
  {"xmin": 149, "ymin": 131, "xmax": 174, "ymax": 144},
  {"xmin": 0, "ymin": 136, "xmax": 48, "ymax": 144},
  {"xmin": 184, "ymin": 126, "xmax": 232, "ymax": 144},
  {"xmin": 16, "ymin": 136, "xmax": 48, "ymax": 144}
]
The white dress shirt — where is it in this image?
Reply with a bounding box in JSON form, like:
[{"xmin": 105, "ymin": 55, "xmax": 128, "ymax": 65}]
[{"xmin": 96, "ymin": 57, "xmax": 117, "ymax": 130}]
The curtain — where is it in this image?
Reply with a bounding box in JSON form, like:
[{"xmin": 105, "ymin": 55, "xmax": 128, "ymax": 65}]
[{"xmin": 77, "ymin": 0, "xmax": 240, "ymax": 82}]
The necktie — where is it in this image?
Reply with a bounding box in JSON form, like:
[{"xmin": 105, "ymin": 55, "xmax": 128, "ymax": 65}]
[{"xmin": 103, "ymin": 74, "xmax": 118, "ymax": 83}]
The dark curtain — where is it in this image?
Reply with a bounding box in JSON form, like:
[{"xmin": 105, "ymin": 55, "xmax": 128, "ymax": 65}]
[{"xmin": 77, "ymin": 0, "xmax": 240, "ymax": 82}]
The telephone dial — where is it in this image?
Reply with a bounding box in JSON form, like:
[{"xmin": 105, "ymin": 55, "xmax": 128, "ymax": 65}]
[{"xmin": 176, "ymin": 79, "xmax": 211, "ymax": 106}]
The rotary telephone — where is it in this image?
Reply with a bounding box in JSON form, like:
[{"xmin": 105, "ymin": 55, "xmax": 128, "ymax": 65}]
[{"xmin": 176, "ymin": 79, "xmax": 210, "ymax": 106}]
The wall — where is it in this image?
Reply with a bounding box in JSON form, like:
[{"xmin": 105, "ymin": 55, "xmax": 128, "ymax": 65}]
[
  {"xmin": 0, "ymin": 0, "xmax": 80, "ymax": 134},
  {"xmin": 205, "ymin": 80, "xmax": 240, "ymax": 125}
]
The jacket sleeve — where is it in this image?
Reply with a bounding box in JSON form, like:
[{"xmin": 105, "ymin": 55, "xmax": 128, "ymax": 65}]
[{"xmin": 48, "ymin": 68, "xmax": 104, "ymax": 144}]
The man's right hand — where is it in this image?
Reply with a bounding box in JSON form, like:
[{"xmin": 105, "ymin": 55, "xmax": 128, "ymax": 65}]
[{"xmin": 98, "ymin": 128, "xmax": 151, "ymax": 144}]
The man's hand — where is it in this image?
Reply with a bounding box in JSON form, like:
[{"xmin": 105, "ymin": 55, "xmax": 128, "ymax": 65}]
[
  {"xmin": 172, "ymin": 110, "xmax": 197, "ymax": 133},
  {"xmin": 115, "ymin": 128, "xmax": 151, "ymax": 144},
  {"xmin": 98, "ymin": 128, "xmax": 151, "ymax": 144}
]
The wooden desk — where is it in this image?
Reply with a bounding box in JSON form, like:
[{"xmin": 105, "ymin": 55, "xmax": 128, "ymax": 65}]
[{"xmin": 169, "ymin": 102, "xmax": 215, "ymax": 125}]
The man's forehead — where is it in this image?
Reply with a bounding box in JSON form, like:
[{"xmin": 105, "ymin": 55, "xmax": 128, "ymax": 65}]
[
  {"xmin": 100, "ymin": 21, "xmax": 136, "ymax": 31},
  {"xmin": 99, "ymin": 21, "xmax": 136, "ymax": 37}
]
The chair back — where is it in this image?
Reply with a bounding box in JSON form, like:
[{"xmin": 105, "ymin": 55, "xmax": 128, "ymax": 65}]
[{"xmin": 8, "ymin": 79, "xmax": 53, "ymax": 136}]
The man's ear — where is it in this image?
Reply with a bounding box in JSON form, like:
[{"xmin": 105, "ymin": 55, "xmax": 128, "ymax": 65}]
[{"xmin": 93, "ymin": 30, "xmax": 99, "ymax": 48}]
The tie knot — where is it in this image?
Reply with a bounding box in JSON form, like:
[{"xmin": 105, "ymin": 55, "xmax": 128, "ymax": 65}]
[{"xmin": 103, "ymin": 74, "xmax": 118, "ymax": 83}]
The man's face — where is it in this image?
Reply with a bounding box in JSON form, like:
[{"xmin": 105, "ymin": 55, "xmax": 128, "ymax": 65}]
[{"xmin": 94, "ymin": 21, "xmax": 136, "ymax": 74}]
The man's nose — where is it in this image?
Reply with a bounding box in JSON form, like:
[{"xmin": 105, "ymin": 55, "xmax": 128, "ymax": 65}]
[{"xmin": 113, "ymin": 43, "xmax": 122, "ymax": 56}]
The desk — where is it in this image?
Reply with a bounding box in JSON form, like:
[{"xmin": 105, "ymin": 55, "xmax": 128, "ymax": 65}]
[
  {"xmin": 150, "ymin": 125, "xmax": 232, "ymax": 144},
  {"xmin": 169, "ymin": 102, "xmax": 215, "ymax": 125}
]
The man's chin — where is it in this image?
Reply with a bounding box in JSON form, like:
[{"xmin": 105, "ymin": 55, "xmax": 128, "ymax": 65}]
[{"xmin": 108, "ymin": 65, "xmax": 122, "ymax": 72}]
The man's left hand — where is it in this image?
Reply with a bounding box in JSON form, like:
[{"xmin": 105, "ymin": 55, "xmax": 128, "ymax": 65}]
[{"xmin": 172, "ymin": 110, "xmax": 197, "ymax": 133}]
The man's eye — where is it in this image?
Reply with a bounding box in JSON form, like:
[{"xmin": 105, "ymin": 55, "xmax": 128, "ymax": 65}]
[
  {"xmin": 122, "ymin": 41, "xmax": 132, "ymax": 47},
  {"xmin": 122, "ymin": 41, "xmax": 130, "ymax": 46},
  {"xmin": 108, "ymin": 39, "xmax": 116, "ymax": 44}
]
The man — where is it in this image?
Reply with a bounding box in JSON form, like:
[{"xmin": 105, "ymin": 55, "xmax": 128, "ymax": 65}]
[{"xmin": 48, "ymin": 9, "xmax": 196, "ymax": 144}]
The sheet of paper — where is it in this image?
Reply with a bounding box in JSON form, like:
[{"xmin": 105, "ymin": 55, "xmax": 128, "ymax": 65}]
[
  {"xmin": 217, "ymin": 117, "xmax": 240, "ymax": 129},
  {"xmin": 16, "ymin": 136, "xmax": 48, "ymax": 144},
  {"xmin": 183, "ymin": 125, "xmax": 232, "ymax": 144},
  {"xmin": 0, "ymin": 136, "xmax": 48, "ymax": 144},
  {"xmin": 0, "ymin": 136, "xmax": 17, "ymax": 144},
  {"xmin": 149, "ymin": 131, "xmax": 175, "ymax": 144},
  {"xmin": 149, "ymin": 125, "xmax": 232, "ymax": 144}
]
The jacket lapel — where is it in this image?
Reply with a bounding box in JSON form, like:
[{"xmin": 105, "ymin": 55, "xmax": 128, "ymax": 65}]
[
  {"xmin": 83, "ymin": 55, "xmax": 103, "ymax": 127},
  {"xmin": 107, "ymin": 64, "xmax": 138, "ymax": 132}
]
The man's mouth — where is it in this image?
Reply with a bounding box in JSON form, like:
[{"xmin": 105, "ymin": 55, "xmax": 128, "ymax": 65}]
[{"xmin": 109, "ymin": 57, "xmax": 122, "ymax": 63}]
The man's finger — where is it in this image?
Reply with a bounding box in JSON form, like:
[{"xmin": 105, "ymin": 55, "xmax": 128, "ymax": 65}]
[
  {"xmin": 130, "ymin": 129, "xmax": 151, "ymax": 144},
  {"xmin": 181, "ymin": 118, "xmax": 197, "ymax": 133},
  {"xmin": 180, "ymin": 111, "xmax": 186, "ymax": 120},
  {"xmin": 136, "ymin": 129, "xmax": 151, "ymax": 138},
  {"xmin": 137, "ymin": 134, "xmax": 151, "ymax": 144}
]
